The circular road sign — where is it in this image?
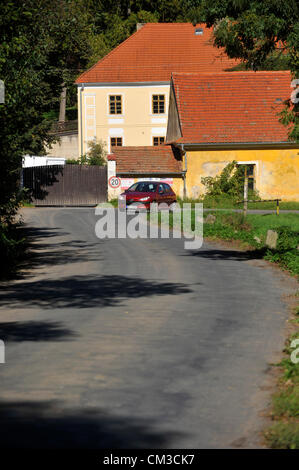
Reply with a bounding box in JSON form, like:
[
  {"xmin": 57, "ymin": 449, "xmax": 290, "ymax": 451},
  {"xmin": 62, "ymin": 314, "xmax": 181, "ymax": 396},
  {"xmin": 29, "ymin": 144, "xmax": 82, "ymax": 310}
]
[{"xmin": 108, "ymin": 176, "xmax": 121, "ymax": 189}]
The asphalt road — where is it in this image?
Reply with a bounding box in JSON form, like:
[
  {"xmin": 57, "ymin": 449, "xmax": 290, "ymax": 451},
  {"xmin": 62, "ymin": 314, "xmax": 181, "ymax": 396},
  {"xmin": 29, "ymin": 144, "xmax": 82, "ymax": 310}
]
[{"xmin": 0, "ymin": 207, "xmax": 296, "ymax": 449}]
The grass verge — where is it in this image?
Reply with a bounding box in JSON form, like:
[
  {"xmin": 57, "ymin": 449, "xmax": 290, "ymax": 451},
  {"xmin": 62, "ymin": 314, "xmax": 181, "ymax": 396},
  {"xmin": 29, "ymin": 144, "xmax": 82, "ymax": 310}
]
[
  {"xmin": 177, "ymin": 195, "xmax": 299, "ymax": 211},
  {"xmin": 264, "ymin": 299, "xmax": 299, "ymax": 449},
  {"xmin": 202, "ymin": 212, "xmax": 299, "ymax": 276},
  {"xmin": 165, "ymin": 210, "xmax": 299, "ymax": 276}
]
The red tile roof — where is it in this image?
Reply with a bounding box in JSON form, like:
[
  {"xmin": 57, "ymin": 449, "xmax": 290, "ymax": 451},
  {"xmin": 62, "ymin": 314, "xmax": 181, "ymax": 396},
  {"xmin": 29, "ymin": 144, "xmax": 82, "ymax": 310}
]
[
  {"xmin": 108, "ymin": 146, "xmax": 182, "ymax": 174},
  {"xmin": 171, "ymin": 71, "xmax": 292, "ymax": 144},
  {"xmin": 76, "ymin": 23, "xmax": 239, "ymax": 84}
]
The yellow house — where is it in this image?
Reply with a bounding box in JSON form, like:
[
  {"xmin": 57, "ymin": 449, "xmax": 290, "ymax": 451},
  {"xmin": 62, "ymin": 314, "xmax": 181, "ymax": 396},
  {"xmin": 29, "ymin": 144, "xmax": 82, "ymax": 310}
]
[
  {"xmin": 75, "ymin": 23, "xmax": 238, "ymax": 155},
  {"xmin": 166, "ymin": 71, "xmax": 299, "ymax": 201}
]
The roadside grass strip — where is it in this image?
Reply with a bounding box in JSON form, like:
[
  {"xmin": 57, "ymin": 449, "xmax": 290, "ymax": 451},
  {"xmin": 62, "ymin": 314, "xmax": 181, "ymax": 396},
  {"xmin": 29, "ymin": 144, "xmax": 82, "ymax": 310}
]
[{"xmin": 265, "ymin": 299, "xmax": 299, "ymax": 449}]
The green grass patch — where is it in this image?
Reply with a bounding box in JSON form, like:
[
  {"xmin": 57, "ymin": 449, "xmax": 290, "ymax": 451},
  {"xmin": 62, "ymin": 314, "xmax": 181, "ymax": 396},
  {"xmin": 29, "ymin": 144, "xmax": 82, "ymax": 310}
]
[
  {"xmin": 106, "ymin": 198, "xmax": 118, "ymax": 207},
  {"xmin": 201, "ymin": 212, "xmax": 299, "ymax": 275},
  {"xmin": 165, "ymin": 209, "xmax": 299, "ymax": 275},
  {"xmin": 177, "ymin": 196, "xmax": 299, "ymax": 211},
  {"xmin": 265, "ymin": 422, "xmax": 299, "ymax": 449}
]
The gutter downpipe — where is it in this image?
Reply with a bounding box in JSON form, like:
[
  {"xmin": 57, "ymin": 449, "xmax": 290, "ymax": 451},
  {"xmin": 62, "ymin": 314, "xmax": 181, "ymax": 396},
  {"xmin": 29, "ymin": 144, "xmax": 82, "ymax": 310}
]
[
  {"xmin": 80, "ymin": 84, "xmax": 84, "ymax": 157},
  {"xmin": 179, "ymin": 144, "xmax": 187, "ymax": 199}
]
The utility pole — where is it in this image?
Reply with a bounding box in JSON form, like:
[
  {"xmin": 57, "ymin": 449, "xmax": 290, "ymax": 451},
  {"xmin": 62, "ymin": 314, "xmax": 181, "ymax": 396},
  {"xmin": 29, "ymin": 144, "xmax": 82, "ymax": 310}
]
[{"xmin": 243, "ymin": 166, "xmax": 248, "ymax": 218}]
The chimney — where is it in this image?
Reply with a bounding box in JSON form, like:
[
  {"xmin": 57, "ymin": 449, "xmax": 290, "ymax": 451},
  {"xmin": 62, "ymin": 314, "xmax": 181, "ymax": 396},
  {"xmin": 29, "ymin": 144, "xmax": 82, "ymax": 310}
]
[
  {"xmin": 136, "ymin": 23, "xmax": 146, "ymax": 31},
  {"xmin": 195, "ymin": 27, "xmax": 204, "ymax": 35}
]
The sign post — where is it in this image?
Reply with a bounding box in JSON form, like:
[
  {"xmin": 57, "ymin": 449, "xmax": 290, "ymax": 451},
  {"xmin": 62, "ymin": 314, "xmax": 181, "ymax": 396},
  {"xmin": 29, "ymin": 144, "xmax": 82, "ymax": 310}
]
[
  {"xmin": 108, "ymin": 176, "xmax": 121, "ymax": 189},
  {"xmin": 243, "ymin": 166, "xmax": 248, "ymax": 218}
]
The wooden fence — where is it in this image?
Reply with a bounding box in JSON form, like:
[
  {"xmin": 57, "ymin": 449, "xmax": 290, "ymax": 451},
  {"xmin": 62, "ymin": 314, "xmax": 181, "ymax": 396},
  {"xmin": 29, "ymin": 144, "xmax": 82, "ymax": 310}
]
[{"xmin": 22, "ymin": 164, "xmax": 107, "ymax": 206}]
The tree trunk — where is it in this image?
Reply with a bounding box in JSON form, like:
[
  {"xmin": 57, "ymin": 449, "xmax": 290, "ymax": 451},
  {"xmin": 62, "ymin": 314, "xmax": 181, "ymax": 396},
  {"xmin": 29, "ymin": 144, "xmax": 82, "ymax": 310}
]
[{"xmin": 59, "ymin": 85, "xmax": 67, "ymax": 122}]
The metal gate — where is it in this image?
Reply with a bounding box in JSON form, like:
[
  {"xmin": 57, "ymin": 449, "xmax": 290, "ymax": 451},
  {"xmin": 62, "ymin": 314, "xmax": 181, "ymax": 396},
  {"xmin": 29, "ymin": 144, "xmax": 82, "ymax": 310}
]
[{"xmin": 23, "ymin": 164, "xmax": 107, "ymax": 206}]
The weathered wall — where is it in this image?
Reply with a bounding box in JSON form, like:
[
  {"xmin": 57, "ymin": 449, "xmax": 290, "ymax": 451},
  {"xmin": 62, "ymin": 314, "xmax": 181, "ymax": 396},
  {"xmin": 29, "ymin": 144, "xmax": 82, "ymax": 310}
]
[
  {"xmin": 47, "ymin": 133, "xmax": 78, "ymax": 160},
  {"xmin": 166, "ymin": 83, "xmax": 181, "ymax": 143},
  {"xmin": 185, "ymin": 148, "xmax": 299, "ymax": 201},
  {"xmin": 107, "ymin": 174, "xmax": 183, "ymax": 201},
  {"xmin": 78, "ymin": 84, "xmax": 170, "ymax": 156}
]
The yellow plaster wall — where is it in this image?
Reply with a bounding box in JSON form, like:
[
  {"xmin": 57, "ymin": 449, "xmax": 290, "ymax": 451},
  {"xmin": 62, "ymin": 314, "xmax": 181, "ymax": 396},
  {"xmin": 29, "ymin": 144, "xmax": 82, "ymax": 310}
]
[
  {"xmin": 171, "ymin": 178, "xmax": 184, "ymax": 198},
  {"xmin": 78, "ymin": 85, "xmax": 170, "ymax": 155},
  {"xmin": 186, "ymin": 148, "xmax": 299, "ymax": 201}
]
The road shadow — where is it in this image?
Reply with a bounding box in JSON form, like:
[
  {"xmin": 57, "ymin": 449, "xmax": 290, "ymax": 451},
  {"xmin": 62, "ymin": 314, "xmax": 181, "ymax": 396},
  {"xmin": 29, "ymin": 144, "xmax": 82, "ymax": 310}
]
[
  {"xmin": 23, "ymin": 226, "xmax": 70, "ymax": 240},
  {"xmin": 0, "ymin": 320, "xmax": 77, "ymax": 342},
  {"xmin": 182, "ymin": 247, "xmax": 266, "ymax": 262},
  {"xmin": 0, "ymin": 400, "xmax": 184, "ymax": 448},
  {"xmin": 16, "ymin": 225, "xmax": 103, "ymax": 274},
  {"xmin": 0, "ymin": 274, "xmax": 192, "ymax": 309}
]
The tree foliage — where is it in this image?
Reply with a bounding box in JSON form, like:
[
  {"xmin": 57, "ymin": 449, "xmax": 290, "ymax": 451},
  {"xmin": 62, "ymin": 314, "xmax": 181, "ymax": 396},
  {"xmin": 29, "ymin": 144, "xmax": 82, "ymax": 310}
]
[
  {"xmin": 81, "ymin": 139, "xmax": 107, "ymax": 166},
  {"xmin": 1, "ymin": 0, "xmax": 298, "ymax": 226},
  {"xmin": 0, "ymin": 0, "xmax": 93, "ymax": 219}
]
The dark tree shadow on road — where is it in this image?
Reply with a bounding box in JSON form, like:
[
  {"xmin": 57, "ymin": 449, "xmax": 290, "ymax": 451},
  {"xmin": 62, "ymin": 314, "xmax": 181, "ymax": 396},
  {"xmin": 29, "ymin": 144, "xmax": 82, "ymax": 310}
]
[
  {"xmin": 182, "ymin": 248, "xmax": 266, "ymax": 262},
  {"xmin": 23, "ymin": 226, "xmax": 70, "ymax": 239},
  {"xmin": 0, "ymin": 275, "xmax": 193, "ymax": 309},
  {"xmin": 0, "ymin": 320, "xmax": 77, "ymax": 342},
  {"xmin": 0, "ymin": 400, "xmax": 185, "ymax": 448},
  {"xmin": 18, "ymin": 226, "xmax": 103, "ymax": 272}
]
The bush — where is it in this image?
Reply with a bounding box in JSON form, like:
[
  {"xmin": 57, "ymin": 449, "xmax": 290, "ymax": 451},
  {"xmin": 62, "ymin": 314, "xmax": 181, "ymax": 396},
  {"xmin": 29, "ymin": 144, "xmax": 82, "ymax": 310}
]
[
  {"xmin": 66, "ymin": 139, "xmax": 107, "ymax": 166},
  {"xmin": 201, "ymin": 160, "xmax": 259, "ymax": 200},
  {"xmin": 82, "ymin": 139, "xmax": 107, "ymax": 166}
]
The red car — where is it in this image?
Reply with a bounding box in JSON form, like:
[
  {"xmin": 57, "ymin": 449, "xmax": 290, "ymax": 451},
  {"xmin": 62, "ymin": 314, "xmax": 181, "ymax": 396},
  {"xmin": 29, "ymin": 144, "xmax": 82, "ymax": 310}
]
[{"xmin": 119, "ymin": 181, "xmax": 177, "ymax": 211}]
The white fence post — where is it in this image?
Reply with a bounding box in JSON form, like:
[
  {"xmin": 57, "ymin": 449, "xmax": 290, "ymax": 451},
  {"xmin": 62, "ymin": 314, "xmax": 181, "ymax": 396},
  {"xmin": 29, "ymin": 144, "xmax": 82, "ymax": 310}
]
[{"xmin": 0, "ymin": 340, "xmax": 5, "ymax": 364}]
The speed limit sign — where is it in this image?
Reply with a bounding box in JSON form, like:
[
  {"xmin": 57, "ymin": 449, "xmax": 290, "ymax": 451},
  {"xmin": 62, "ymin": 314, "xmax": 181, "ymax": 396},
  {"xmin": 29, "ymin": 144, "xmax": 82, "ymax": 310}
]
[{"xmin": 108, "ymin": 176, "xmax": 121, "ymax": 188}]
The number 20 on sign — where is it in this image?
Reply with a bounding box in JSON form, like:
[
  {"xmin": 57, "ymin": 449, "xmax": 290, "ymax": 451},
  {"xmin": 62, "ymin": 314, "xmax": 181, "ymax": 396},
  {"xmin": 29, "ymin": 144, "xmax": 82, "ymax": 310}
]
[{"xmin": 108, "ymin": 176, "xmax": 121, "ymax": 189}]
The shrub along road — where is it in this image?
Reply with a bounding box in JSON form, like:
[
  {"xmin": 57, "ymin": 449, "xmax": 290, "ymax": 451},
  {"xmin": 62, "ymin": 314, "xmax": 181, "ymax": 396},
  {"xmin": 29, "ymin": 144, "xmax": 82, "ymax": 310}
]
[{"xmin": 0, "ymin": 207, "xmax": 297, "ymax": 449}]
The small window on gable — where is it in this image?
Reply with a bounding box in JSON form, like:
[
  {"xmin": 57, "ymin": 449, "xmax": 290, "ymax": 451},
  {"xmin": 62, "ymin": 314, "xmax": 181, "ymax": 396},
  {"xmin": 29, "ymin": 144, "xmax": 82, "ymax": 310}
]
[
  {"xmin": 109, "ymin": 95, "xmax": 122, "ymax": 114},
  {"xmin": 110, "ymin": 137, "xmax": 122, "ymax": 147},
  {"xmin": 153, "ymin": 136, "xmax": 165, "ymax": 146},
  {"xmin": 152, "ymin": 95, "xmax": 165, "ymax": 114}
]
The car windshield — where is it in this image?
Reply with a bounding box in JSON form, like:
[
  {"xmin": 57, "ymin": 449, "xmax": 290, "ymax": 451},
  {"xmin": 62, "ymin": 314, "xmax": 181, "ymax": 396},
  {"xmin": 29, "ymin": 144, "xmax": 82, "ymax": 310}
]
[{"xmin": 127, "ymin": 182, "xmax": 157, "ymax": 192}]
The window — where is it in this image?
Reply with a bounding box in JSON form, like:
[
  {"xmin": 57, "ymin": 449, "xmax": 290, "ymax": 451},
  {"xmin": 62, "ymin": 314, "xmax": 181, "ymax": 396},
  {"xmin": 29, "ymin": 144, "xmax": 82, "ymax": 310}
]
[
  {"xmin": 128, "ymin": 182, "xmax": 157, "ymax": 192},
  {"xmin": 158, "ymin": 184, "xmax": 165, "ymax": 194},
  {"xmin": 238, "ymin": 164, "xmax": 256, "ymax": 191},
  {"xmin": 109, "ymin": 95, "xmax": 122, "ymax": 114},
  {"xmin": 153, "ymin": 136, "xmax": 165, "ymax": 146},
  {"xmin": 110, "ymin": 137, "xmax": 122, "ymax": 147},
  {"xmin": 152, "ymin": 95, "xmax": 165, "ymax": 114},
  {"xmin": 163, "ymin": 183, "xmax": 172, "ymax": 193}
]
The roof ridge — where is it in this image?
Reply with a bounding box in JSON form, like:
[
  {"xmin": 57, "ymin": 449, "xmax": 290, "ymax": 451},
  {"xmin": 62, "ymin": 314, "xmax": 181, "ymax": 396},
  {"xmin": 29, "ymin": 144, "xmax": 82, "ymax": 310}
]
[
  {"xmin": 76, "ymin": 23, "xmax": 208, "ymax": 82},
  {"xmin": 172, "ymin": 70, "xmax": 291, "ymax": 77},
  {"xmin": 76, "ymin": 22, "xmax": 240, "ymax": 84},
  {"xmin": 111, "ymin": 145, "xmax": 172, "ymax": 149},
  {"xmin": 134, "ymin": 22, "xmax": 203, "ymax": 26}
]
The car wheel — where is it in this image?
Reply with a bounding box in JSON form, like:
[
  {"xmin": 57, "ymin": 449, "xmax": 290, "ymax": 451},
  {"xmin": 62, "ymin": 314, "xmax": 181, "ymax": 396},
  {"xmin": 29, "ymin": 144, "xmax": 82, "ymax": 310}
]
[{"xmin": 169, "ymin": 201, "xmax": 180, "ymax": 212}]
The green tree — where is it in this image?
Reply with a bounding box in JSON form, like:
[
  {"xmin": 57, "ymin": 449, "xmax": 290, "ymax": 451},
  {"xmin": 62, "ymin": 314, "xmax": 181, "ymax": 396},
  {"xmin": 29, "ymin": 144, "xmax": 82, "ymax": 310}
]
[
  {"xmin": 0, "ymin": 0, "xmax": 93, "ymax": 220},
  {"xmin": 83, "ymin": 139, "xmax": 107, "ymax": 166},
  {"xmin": 197, "ymin": 0, "xmax": 299, "ymax": 141}
]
